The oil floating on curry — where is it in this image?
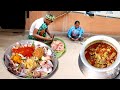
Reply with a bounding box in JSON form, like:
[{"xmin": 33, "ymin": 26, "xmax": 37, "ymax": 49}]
[{"xmin": 85, "ymin": 42, "xmax": 117, "ymax": 68}]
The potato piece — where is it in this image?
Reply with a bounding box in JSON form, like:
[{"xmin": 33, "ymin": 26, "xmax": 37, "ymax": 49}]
[
  {"xmin": 110, "ymin": 52, "xmax": 116, "ymax": 60},
  {"xmin": 99, "ymin": 59, "xmax": 106, "ymax": 64},
  {"xmin": 23, "ymin": 59, "xmax": 37, "ymax": 69},
  {"xmin": 107, "ymin": 49, "xmax": 111, "ymax": 52},
  {"xmin": 103, "ymin": 52, "xmax": 108, "ymax": 59}
]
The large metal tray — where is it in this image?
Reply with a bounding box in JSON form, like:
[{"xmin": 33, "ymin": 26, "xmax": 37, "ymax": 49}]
[{"xmin": 3, "ymin": 40, "xmax": 59, "ymax": 79}]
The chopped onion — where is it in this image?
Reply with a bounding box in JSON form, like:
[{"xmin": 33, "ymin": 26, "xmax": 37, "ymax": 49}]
[{"xmin": 47, "ymin": 49, "xmax": 52, "ymax": 56}]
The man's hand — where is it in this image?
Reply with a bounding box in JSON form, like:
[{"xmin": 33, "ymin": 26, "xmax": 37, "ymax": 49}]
[
  {"xmin": 50, "ymin": 34, "xmax": 54, "ymax": 39},
  {"xmin": 47, "ymin": 37, "xmax": 53, "ymax": 41}
]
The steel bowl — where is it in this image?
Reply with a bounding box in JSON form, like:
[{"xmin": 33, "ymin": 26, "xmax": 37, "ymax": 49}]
[
  {"xmin": 79, "ymin": 35, "xmax": 120, "ymax": 79},
  {"xmin": 3, "ymin": 40, "xmax": 58, "ymax": 79}
]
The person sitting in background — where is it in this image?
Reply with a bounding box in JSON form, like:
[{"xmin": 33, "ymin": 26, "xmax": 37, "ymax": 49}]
[
  {"xmin": 67, "ymin": 20, "xmax": 85, "ymax": 41},
  {"xmin": 28, "ymin": 14, "xmax": 55, "ymax": 42}
]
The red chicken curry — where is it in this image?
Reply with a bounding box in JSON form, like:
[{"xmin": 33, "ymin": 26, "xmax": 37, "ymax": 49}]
[{"xmin": 85, "ymin": 42, "xmax": 117, "ymax": 68}]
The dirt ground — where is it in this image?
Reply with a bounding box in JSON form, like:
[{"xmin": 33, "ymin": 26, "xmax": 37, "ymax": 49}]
[{"xmin": 0, "ymin": 30, "xmax": 120, "ymax": 79}]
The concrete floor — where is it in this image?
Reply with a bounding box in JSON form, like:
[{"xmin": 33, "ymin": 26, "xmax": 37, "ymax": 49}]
[{"xmin": 1, "ymin": 30, "xmax": 120, "ymax": 79}]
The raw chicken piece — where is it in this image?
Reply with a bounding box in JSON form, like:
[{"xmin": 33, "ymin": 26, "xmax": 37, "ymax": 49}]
[
  {"xmin": 51, "ymin": 42, "xmax": 57, "ymax": 50},
  {"xmin": 51, "ymin": 40, "xmax": 64, "ymax": 52}
]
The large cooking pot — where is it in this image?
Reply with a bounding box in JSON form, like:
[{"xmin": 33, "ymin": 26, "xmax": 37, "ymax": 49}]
[{"xmin": 79, "ymin": 35, "xmax": 120, "ymax": 79}]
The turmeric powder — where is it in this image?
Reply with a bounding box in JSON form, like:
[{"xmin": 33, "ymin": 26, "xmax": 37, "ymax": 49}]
[{"xmin": 11, "ymin": 54, "xmax": 22, "ymax": 64}]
